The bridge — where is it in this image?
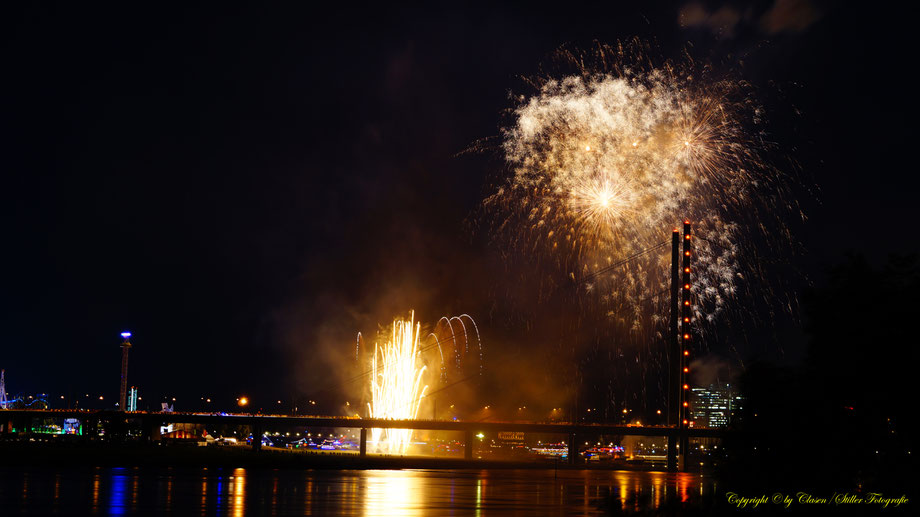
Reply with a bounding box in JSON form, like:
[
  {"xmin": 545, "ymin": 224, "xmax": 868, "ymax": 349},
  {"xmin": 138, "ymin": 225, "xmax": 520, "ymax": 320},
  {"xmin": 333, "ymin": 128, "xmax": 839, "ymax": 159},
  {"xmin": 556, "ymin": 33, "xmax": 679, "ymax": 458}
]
[{"xmin": 0, "ymin": 409, "xmax": 725, "ymax": 470}]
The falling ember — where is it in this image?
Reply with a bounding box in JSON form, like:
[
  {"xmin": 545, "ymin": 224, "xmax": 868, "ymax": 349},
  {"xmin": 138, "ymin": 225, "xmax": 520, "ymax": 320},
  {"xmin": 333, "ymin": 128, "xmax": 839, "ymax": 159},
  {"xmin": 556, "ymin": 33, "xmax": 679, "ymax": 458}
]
[{"xmin": 366, "ymin": 311, "xmax": 428, "ymax": 455}]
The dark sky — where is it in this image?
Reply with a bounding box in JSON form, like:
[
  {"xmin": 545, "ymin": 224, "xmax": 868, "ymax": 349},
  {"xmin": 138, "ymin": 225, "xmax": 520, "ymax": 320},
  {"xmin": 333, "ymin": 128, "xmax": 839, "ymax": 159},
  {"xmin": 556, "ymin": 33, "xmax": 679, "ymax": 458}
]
[{"xmin": 0, "ymin": 2, "xmax": 913, "ymax": 412}]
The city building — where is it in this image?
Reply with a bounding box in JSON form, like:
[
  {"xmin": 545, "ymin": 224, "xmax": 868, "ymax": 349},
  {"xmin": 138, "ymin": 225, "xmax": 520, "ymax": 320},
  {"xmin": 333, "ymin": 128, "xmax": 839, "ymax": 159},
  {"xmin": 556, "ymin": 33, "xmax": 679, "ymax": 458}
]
[
  {"xmin": 689, "ymin": 383, "xmax": 743, "ymax": 428},
  {"xmin": 127, "ymin": 386, "xmax": 138, "ymax": 412}
]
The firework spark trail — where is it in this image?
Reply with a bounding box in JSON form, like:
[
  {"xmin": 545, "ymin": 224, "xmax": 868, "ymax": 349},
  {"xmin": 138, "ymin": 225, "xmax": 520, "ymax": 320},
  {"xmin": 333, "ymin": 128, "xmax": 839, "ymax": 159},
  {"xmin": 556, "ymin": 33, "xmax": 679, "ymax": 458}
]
[
  {"xmin": 488, "ymin": 42, "xmax": 797, "ymax": 326},
  {"xmin": 367, "ymin": 312, "xmax": 428, "ymax": 455}
]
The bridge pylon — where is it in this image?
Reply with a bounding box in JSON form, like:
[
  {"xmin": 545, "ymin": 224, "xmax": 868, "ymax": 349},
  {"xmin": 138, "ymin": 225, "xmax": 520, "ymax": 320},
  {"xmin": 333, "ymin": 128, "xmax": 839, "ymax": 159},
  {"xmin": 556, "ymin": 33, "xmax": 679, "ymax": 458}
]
[
  {"xmin": 668, "ymin": 220, "xmax": 694, "ymax": 471},
  {"xmin": 0, "ymin": 369, "xmax": 8, "ymax": 409}
]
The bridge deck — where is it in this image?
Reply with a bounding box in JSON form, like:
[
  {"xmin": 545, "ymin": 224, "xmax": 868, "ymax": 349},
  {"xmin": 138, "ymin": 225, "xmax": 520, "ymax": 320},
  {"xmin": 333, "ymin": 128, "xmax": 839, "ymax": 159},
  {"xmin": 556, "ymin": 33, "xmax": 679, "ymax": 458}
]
[{"xmin": 1, "ymin": 409, "xmax": 726, "ymax": 438}]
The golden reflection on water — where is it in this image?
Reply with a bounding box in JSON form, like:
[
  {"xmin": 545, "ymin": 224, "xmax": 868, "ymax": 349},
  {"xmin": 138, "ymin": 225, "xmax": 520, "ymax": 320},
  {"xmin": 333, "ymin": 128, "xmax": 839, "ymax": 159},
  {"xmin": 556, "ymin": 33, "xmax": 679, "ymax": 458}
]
[
  {"xmin": 604, "ymin": 470, "xmax": 700, "ymax": 512},
  {"xmin": 345, "ymin": 475, "xmax": 358, "ymax": 515},
  {"xmin": 304, "ymin": 478, "xmax": 313, "ymax": 509},
  {"xmin": 475, "ymin": 479, "xmax": 482, "ymax": 517},
  {"xmin": 131, "ymin": 474, "xmax": 139, "ymax": 510},
  {"xmin": 231, "ymin": 468, "xmax": 246, "ymax": 517},
  {"xmin": 678, "ymin": 472, "xmax": 690, "ymax": 503},
  {"xmin": 651, "ymin": 471, "xmax": 664, "ymax": 508},
  {"xmin": 5, "ymin": 465, "xmax": 714, "ymax": 515},
  {"xmin": 91, "ymin": 471, "xmax": 100, "ymax": 514},
  {"xmin": 200, "ymin": 476, "xmax": 208, "ymax": 516},
  {"xmin": 166, "ymin": 476, "xmax": 173, "ymax": 511},
  {"xmin": 363, "ymin": 470, "xmax": 420, "ymax": 517}
]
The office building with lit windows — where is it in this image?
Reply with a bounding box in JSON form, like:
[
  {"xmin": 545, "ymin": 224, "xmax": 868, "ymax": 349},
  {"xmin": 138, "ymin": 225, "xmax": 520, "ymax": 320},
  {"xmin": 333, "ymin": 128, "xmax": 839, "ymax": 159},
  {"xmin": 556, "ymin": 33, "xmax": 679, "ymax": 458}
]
[{"xmin": 690, "ymin": 383, "xmax": 742, "ymax": 428}]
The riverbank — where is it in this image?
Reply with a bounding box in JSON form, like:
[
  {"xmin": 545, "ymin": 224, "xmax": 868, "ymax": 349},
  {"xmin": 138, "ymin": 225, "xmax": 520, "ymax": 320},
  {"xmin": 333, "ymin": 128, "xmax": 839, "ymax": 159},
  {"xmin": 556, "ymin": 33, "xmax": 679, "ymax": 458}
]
[{"xmin": 0, "ymin": 441, "xmax": 669, "ymax": 471}]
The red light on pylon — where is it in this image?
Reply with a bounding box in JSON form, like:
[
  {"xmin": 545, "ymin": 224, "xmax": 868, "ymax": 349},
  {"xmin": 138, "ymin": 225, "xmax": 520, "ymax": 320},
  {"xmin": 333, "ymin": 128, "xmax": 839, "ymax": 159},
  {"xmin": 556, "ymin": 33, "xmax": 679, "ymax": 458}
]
[
  {"xmin": 684, "ymin": 300, "xmax": 690, "ymax": 306},
  {"xmin": 684, "ymin": 284, "xmax": 690, "ymax": 289},
  {"xmin": 683, "ymin": 401, "xmax": 688, "ymax": 407},
  {"xmin": 683, "ymin": 317, "xmax": 690, "ymax": 323},
  {"xmin": 684, "ymin": 267, "xmax": 690, "ymax": 273},
  {"xmin": 683, "ymin": 334, "xmax": 690, "ymax": 340},
  {"xmin": 685, "ymin": 235, "xmax": 691, "ymax": 240},
  {"xmin": 683, "ymin": 384, "xmax": 689, "ymax": 390},
  {"xmin": 683, "ymin": 367, "xmax": 689, "ymax": 373},
  {"xmin": 683, "ymin": 419, "xmax": 689, "ymax": 425},
  {"xmin": 684, "ymin": 219, "xmax": 690, "ymax": 224},
  {"xmin": 684, "ymin": 350, "xmax": 689, "ymax": 356},
  {"xmin": 684, "ymin": 251, "xmax": 691, "ymax": 256}
]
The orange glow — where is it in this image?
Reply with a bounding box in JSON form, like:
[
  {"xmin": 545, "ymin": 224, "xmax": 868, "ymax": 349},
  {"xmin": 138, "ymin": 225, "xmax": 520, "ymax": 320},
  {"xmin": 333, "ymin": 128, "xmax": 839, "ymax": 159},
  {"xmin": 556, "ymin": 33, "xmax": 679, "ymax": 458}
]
[
  {"xmin": 684, "ymin": 219, "xmax": 690, "ymax": 224},
  {"xmin": 685, "ymin": 235, "xmax": 691, "ymax": 240},
  {"xmin": 683, "ymin": 401, "xmax": 688, "ymax": 407},
  {"xmin": 684, "ymin": 251, "xmax": 691, "ymax": 256},
  {"xmin": 684, "ymin": 284, "xmax": 690, "ymax": 289},
  {"xmin": 683, "ymin": 334, "xmax": 690, "ymax": 340},
  {"xmin": 683, "ymin": 419, "xmax": 689, "ymax": 425},
  {"xmin": 238, "ymin": 397, "xmax": 249, "ymax": 407},
  {"xmin": 684, "ymin": 267, "xmax": 690, "ymax": 273},
  {"xmin": 684, "ymin": 300, "xmax": 690, "ymax": 306},
  {"xmin": 683, "ymin": 317, "xmax": 690, "ymax": 322},
  {"xmin": 683, "ymin": 367, "xmax": 689, "ymax": 373},
  {"xmin": 684, "ymin": 350, "xmax": 689, "ymax": 356},
  {"xmin": 683, "ymin": 384, "xmax": 689, "ymax": 390}
]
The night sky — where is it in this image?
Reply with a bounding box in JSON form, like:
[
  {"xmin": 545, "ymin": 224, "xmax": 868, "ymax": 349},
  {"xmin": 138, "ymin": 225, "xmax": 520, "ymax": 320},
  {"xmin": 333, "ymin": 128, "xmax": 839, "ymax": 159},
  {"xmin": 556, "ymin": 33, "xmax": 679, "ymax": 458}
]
[{"xmin": 1, "ymin": 2, "xmax": 913, "ymax": 412}]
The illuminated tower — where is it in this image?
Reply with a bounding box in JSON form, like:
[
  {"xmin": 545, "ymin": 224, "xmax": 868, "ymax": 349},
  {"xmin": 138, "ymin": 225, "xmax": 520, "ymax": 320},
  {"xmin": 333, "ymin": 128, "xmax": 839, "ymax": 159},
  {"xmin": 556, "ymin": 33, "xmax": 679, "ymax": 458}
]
[
  {"xmin": 119, "ymin": 332, "xmax": 132, "ymax": 411},
  {"xmin": 127, "ymin": 386, "xmax": 138, "ymax": 412},
  {"xmin": 0, "ymin": 369, "xmax": 8, "ymax": 409}
]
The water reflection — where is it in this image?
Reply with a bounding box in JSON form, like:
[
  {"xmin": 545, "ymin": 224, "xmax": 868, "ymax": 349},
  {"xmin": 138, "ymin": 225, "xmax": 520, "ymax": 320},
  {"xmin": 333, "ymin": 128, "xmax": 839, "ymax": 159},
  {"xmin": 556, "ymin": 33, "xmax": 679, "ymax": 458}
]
[
  {"xmin": 108, "ymin": 468, "xmax": 127, "ymax": 516},
  {"xmin": 229, "ymin": 468, "xmax": 245, "ymax": 517},
  {"xmin": 92, "ymin": 471, "xmax": 101, "ymax": 514},
  {"xmin": 3, "ymin": 466, "xmax": 715, "ymax": 516},
  {"xmin": 364, "ymin": 470, "xmax": 420, "ymax": 516},
  {"xmin": 200, "ymin": 477, "xmax": 207, "ymax": 517}
]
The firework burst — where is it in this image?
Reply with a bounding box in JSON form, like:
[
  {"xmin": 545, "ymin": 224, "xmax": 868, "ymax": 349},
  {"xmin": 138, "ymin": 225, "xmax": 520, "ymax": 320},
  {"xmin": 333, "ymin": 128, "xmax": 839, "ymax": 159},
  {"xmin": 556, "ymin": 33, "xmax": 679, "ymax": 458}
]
[{"xmin": 488, "ymin": 42, "xmax": 800, "ymax": 327}]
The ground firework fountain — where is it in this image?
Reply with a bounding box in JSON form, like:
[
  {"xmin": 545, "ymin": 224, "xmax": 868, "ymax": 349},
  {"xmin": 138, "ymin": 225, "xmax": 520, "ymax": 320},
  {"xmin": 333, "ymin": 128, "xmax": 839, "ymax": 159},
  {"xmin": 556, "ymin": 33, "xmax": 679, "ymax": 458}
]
[
  {"xmin": 366, "ymin": 312, "xmax": 428, "ymax": 455},
  {"xmin": 358, "ymin": 311, "xmax": 484, "ymax": 454}
]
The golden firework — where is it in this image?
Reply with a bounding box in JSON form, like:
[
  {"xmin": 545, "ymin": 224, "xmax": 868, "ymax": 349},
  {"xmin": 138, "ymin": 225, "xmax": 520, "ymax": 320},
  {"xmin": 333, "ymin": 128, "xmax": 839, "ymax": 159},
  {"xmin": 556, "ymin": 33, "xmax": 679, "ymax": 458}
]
[{"xmin": 366, "ymin": 312, "xmax": 428, "ymax": 455}]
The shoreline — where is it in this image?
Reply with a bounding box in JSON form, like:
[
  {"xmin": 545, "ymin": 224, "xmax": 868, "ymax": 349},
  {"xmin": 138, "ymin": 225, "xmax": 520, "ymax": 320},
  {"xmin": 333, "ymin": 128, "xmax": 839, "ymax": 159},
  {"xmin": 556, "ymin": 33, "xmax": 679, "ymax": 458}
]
[{"xmin": 0, "ymin": 442, "xmax": 672, "ymax": 472}]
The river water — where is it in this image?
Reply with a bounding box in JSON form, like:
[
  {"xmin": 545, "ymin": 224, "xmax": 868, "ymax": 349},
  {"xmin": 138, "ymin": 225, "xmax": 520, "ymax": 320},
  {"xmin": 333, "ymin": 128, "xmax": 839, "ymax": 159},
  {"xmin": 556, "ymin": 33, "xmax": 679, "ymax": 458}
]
[{"xmin": 0, "ymin": 466, "xmax": 716, "ymax": 515}]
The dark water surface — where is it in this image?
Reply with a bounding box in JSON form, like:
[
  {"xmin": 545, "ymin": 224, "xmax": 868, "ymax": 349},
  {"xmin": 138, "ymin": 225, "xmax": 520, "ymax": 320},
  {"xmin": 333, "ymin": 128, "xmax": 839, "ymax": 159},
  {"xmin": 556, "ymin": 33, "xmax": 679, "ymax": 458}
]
[{"xmin": 0, "ymin": 466, "xmax": 715, "ymax": 516}]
